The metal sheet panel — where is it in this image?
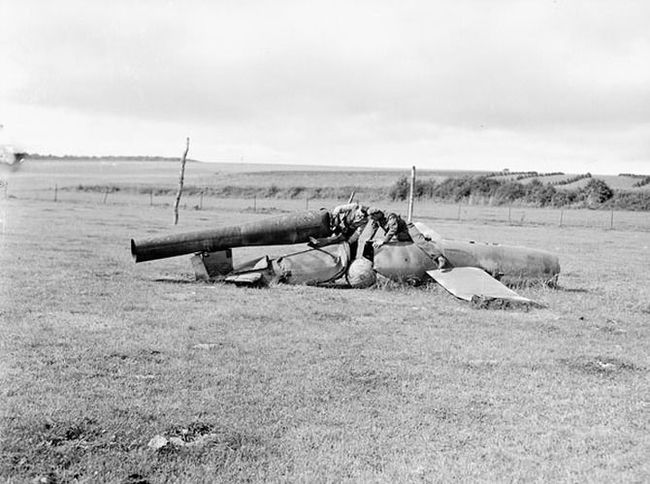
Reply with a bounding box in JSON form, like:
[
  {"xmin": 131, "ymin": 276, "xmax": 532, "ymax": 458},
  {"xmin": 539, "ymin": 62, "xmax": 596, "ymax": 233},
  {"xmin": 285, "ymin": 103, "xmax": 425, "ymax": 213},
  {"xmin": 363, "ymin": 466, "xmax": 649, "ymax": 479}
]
[
  {"xmin": 427, "ymin": 267, "xmax": 535, "ymax": 304},
  {"xmin": 274, "ymin": 243, "xmax": 350, "ymax": 285}
]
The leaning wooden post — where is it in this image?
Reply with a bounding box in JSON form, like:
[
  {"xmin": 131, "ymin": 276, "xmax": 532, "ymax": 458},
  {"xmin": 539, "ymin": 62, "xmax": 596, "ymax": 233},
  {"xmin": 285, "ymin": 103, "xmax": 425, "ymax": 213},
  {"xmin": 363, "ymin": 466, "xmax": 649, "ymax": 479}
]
[
  {"xmin": 407, "ymin": 166, "xmax": 416, "ymax": 222},
  {"xmin": 173, "ymin": 137, "xmax": 190, "ymax": 225}
]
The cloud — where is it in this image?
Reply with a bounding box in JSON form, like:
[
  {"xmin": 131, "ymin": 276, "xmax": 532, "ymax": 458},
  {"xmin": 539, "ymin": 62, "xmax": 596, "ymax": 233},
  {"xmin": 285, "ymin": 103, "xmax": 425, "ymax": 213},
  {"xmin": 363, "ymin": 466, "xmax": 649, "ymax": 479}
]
[{"xmin": 1, "ymin": 0, "xmax": 649, "ymax": 172}]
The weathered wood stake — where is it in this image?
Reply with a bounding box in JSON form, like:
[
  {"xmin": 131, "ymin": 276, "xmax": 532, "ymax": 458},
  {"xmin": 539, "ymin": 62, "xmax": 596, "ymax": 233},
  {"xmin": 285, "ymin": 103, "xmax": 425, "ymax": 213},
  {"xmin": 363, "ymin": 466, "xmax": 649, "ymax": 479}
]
[
  {"xmin": 559, "ymin": 209, "xmax": 564, "ymax": 227},
  {"xmin": 407, "ymin": 166, "xmax": 416, "ymax": 222},
  {"xmin": 173, "ymin": 137, "xmax": 190, "ymax": 225}
]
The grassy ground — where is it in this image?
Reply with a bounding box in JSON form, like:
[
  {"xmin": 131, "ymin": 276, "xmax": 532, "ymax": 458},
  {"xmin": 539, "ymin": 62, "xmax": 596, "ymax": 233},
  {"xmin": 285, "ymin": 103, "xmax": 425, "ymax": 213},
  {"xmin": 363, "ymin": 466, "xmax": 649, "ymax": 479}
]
[{"xmin": 1, "ymin": 164, "xmax": 649, "ymax": 482}]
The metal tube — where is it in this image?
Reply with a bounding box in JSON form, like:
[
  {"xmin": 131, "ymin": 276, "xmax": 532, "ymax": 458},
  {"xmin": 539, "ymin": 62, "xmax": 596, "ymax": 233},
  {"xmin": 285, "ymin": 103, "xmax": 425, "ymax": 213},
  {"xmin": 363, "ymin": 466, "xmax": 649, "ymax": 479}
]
[{"xmin": 131, "ymin": 209, "xmax": 332, "ymax": 263}]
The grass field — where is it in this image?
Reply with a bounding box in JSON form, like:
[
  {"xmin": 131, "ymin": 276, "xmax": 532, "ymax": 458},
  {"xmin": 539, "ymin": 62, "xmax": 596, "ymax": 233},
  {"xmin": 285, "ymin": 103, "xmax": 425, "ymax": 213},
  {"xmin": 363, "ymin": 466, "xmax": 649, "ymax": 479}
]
[{"xmin": 1, "ymin": 161, "xmax": 649, "ymax": 482}]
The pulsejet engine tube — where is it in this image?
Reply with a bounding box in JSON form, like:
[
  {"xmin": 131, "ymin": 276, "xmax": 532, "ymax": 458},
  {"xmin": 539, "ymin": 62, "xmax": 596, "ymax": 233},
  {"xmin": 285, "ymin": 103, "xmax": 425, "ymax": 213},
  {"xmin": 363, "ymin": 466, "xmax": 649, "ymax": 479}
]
[{"xmin": 131, "ymin": 209, "xmax": 332, "ymax": 263}]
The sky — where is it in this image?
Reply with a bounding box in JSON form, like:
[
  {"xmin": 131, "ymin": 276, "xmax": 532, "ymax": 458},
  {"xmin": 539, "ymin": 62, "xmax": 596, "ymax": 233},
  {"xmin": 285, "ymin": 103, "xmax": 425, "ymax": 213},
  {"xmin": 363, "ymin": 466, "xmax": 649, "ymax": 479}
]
[{"xmin": 1, "ymin": 0, "xmax": 649, "ymax": 174}]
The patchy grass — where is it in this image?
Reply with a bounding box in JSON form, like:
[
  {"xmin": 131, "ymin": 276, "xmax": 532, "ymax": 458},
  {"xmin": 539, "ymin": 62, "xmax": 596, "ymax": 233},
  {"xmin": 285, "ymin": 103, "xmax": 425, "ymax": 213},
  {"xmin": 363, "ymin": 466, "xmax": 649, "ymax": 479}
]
[{"xmin": 1, "ymin": 180, "xmax": 649, "ymax": 482}]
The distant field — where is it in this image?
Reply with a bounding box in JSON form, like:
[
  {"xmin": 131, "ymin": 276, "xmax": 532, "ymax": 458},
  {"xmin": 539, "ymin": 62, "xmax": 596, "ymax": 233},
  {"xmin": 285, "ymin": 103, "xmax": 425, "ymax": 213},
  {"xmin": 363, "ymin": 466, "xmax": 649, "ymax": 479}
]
[
  {"xmin": 10, "ymin": 159, "xmax": 650, "ymax": 200},
  {"xmin": 1, "ymin": 160, "xmax": 649, "ymax": 481},
  {"xmin": 12, "ymin": 158, "xmax": 480, "ymax": 192},
  {"xmin": 5, "ymin": 159, "xmax": 650, "ymax": 230}
]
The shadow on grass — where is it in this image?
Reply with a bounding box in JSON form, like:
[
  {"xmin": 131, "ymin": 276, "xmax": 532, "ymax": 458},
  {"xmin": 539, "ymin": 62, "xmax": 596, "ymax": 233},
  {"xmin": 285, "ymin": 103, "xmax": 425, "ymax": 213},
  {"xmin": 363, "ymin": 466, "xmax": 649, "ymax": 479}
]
[
  {"xmin": 556, "ymin": 286, "xmax": 590, "ymax": 293},
  {"xmin": 560, "ymin": 356, "xmax": 643, "ymax": 376},
  {"xmin": 152, "ymin": 277, "xmax": 197, "ymax": 284}
]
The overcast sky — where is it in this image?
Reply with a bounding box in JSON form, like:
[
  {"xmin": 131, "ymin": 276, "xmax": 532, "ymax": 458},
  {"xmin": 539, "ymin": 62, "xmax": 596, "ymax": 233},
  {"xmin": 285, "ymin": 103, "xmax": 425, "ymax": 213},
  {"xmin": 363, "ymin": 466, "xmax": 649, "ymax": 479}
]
[{"xmin": 1, "ymin": 0, "xmax": 649, "ymax": 174}]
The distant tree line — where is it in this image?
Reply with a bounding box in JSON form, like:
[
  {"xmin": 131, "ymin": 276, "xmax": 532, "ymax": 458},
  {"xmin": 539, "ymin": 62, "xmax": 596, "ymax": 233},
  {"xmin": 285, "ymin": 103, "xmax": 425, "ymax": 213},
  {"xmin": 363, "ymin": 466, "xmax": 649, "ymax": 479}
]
[
  {"xmin": 484, "ymin": 170, "xmax": 565, "ymax": 179},
  {"xmin": 70, "ymin": 175, "xmax": 650, "ymax": 212},
  {"xmin": 619, "ymin": 173, "xmax": 648, "ymax": 178},
  {"xmin": 388, "ymin": 175, "xmax": 650, "ymax": 211},
  {"xmin": 25, "ymin": 154, "xmax": 198, "ymax": 162},
  {"xmin": 549, "ymin": 173, "xmax": 592, "ymax": 186}
]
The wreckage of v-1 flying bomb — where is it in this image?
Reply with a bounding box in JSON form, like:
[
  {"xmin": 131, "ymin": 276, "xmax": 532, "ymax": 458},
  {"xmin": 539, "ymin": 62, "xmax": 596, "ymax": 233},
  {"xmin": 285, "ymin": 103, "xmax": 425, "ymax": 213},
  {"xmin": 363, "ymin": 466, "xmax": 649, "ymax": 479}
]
[{"xmin": 130, "ymin": 207, "xmax": 560, "ymax": 307}]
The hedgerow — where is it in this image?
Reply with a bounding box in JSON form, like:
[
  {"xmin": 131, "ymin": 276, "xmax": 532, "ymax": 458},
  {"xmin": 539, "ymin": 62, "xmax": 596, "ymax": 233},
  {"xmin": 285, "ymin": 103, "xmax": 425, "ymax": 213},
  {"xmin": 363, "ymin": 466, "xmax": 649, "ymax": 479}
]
[{"xmin": 388, "ymin": 175, "xmax": 649, "ymax": 210}]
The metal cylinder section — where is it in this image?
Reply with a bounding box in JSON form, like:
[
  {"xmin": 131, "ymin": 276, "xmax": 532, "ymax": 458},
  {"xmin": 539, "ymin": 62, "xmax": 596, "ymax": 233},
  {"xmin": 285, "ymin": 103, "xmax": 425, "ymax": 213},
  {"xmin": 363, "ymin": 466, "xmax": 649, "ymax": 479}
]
[
  {"xmin": 373, "ymin": 239, "xmax": 560, "ymax": 285},
  {"xmin": 131, "ymin": 209, "xmax": 332, "ymax": 263},
  {"xmin": 439, "ymin": 240, "xmax": 560, "ymax": 284}
]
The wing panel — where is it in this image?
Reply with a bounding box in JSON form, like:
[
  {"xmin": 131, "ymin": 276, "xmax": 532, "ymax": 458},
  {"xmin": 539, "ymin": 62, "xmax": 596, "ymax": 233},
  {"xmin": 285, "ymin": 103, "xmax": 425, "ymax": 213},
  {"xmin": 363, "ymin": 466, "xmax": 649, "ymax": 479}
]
[{"xmin": 427, "ymin": 267, "xmax": 536, "ymax": 305}]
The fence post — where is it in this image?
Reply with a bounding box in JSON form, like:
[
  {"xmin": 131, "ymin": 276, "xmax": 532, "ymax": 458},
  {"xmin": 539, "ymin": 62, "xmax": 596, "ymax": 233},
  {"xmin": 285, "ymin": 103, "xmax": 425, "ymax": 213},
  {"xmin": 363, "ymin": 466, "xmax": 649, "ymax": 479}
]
[
  {"xmin": 457, "ymin": 203, "xmax": 461, "ymax": 221},
  {"xmin": 559, "ymin": 209, "xmax": 564, "ymax": 227},
  {"xmin": 305, "ymin": 195, "xmax": 309, "ymax": 210},
  {"xmin": 103, "ymin": 188, "xmax": 109, "ymax": 204},
  {"xmin": 54, "ymin": 184, "xmax": 58, "ymax": 202},
  {"xmin": 508, "ymin": 205, "xmax": 512, "ymax": 224},
  {"xmin": 253, "ymin": 194, "xmax": 257, "ymax": 212},
  {"xmin": 407, "ymin": 166, "xmax": 416, "ymax": 222},
  {"xmin": 150, "ymin": 190, "xmax": 153, "ymax": 206},
  {"xmin": 200, "ymin": 190, "xmax": 204, "ymax": 210},
  {"xmin": 610, "ymin": 208, "xmax": 614, "ymax": 229}
]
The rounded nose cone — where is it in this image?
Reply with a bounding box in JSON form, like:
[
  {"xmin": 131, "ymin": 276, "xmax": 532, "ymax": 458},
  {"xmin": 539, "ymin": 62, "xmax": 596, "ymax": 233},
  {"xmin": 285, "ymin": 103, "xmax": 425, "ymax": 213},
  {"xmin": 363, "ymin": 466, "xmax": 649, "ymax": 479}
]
[{"xmin": 347, "ymin": 258, "xmax": 376, "ymax": 288}]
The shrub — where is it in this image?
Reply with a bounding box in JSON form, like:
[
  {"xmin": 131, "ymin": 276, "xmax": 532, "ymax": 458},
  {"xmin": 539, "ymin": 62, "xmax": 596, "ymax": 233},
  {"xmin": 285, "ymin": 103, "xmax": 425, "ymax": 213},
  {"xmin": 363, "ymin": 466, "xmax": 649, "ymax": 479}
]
[
  {"xmin": 389, "ymin": 176, "xmax": 410, "ymax": 201},
  {"xmin": 582, "ymin": 178, "xmax": 613, "ymax": 207}
]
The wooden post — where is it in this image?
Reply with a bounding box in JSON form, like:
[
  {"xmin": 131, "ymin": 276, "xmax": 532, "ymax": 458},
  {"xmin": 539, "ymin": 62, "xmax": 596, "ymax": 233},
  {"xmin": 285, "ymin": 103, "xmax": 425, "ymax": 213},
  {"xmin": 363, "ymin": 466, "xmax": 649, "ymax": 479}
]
[
  {"xmin": 457, "ymin": 203, "xmax": 461, "ymax": 221},
  {"xmin": 253, "ymin": 194, "xmax": 257, "ymax": 212},
  {"xmin": 54, "ymin": 184, "xmax": 58, "ymax": 202},
  {"xmin": 508, "ymin": 205, "xmax": 512, "ymax": 224},
  {"xmin": 305, "ymin": 195, "xmax": 309, "ymax": 210},
  {"xmin": 173, "ymin": 137, "xmax": 190, "ymax": 225},
  {"xmin": 199, "ymin": 190, "xmax": 204, "ymax": 210},
  {"xmin": 559, "ymin": 209, "xmax": 564, "ymax": 227},
  {"xmin": 407, "ymin": 166, "xmax": 416, "ymax": 222},
  {"xmin": 150, "ymin": 189, "xmax": 153, "ymax": 206},
  {"xmin": 347, "ymin": 191, "xmax": 356, "ymax": 204},
  {"xmin": 610, "ymin": 208, "xmax": 614, "ymax": 229}
]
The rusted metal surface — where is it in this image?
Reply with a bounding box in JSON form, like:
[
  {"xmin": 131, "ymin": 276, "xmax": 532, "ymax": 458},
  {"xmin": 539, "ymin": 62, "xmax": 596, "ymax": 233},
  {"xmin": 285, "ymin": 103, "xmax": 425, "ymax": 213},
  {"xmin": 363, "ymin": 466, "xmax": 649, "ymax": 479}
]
[{"xmin": 131, "ymin": 209, "xmax": 331, "ymax": 263}]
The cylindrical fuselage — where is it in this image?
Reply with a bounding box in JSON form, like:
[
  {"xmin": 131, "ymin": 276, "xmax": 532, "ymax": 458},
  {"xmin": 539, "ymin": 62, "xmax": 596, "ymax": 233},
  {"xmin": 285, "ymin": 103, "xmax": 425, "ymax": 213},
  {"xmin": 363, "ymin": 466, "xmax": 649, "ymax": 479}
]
[
  {"xmin": 131, "ymin": 209, "xmax": 332, "ymax": 263},
  {"xmin": 373, "ymin": 239, "xmax": 560, "ymax": 285}
]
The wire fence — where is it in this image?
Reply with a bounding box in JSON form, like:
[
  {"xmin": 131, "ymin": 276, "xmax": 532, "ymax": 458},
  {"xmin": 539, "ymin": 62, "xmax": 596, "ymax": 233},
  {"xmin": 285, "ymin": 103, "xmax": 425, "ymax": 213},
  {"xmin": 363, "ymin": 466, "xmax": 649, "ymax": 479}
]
[{"xmin": 4, "ymin": 184, "xmax": 650, "ymax": 232}]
